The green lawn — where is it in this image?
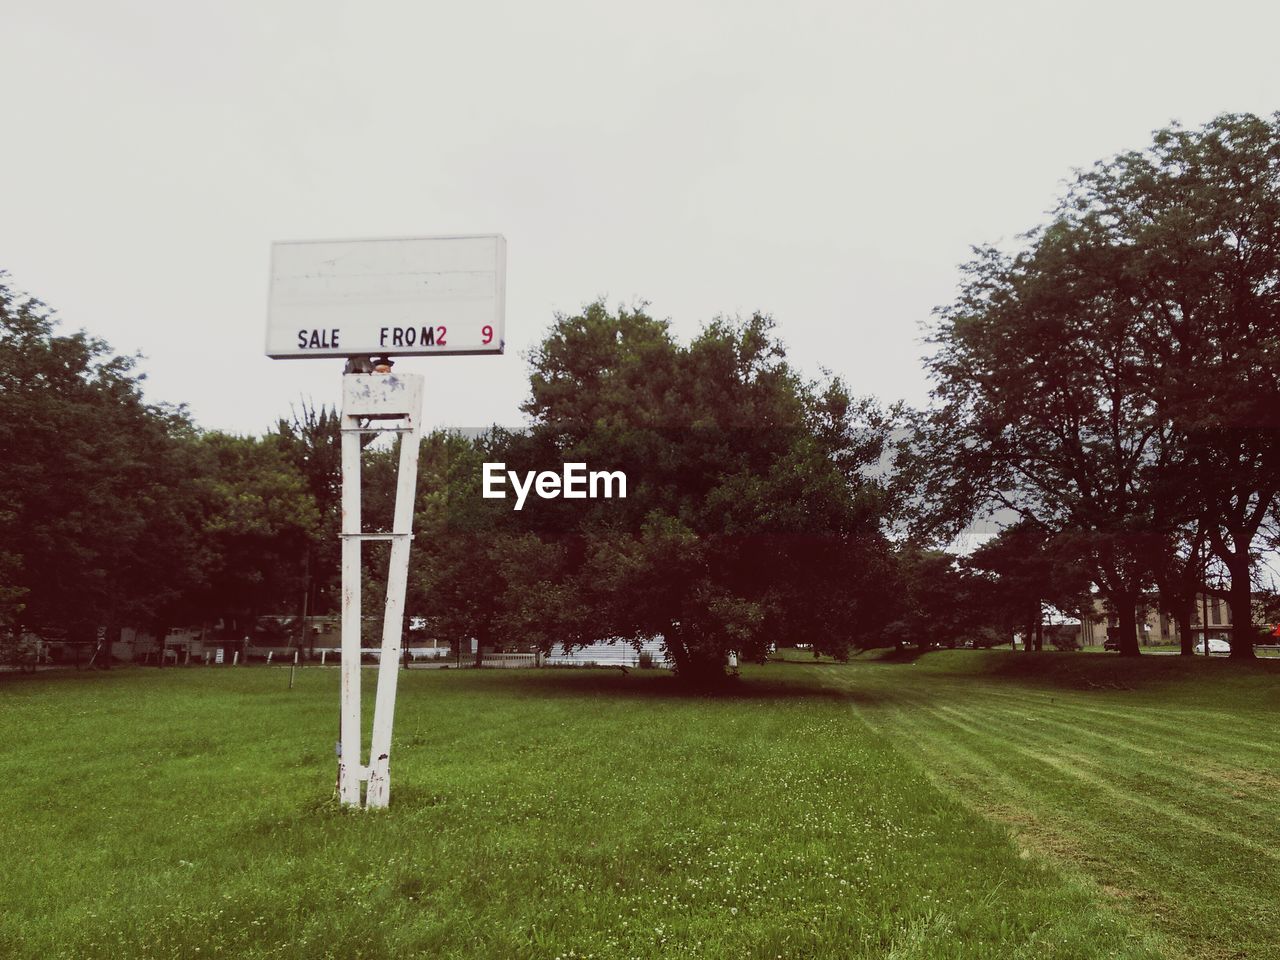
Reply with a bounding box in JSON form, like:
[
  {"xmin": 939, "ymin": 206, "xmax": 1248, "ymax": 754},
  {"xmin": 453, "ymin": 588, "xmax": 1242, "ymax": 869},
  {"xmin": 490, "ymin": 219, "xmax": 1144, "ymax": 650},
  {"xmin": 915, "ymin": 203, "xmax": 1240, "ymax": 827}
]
[
  {"xmin": 1, "ymin": 653, "xmax": 1275, "ymax": 959},
  {"xmin": 822, "ymin": 651, "xmax": 1280, "ymax": 959}
]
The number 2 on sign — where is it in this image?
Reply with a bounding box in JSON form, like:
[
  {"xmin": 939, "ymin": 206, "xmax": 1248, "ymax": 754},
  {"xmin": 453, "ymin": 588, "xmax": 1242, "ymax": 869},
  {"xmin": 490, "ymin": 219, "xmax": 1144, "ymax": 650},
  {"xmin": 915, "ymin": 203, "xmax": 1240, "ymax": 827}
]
[{"xmin": 481, "ymin": 325, "xmax": 493, "ymax": 345}]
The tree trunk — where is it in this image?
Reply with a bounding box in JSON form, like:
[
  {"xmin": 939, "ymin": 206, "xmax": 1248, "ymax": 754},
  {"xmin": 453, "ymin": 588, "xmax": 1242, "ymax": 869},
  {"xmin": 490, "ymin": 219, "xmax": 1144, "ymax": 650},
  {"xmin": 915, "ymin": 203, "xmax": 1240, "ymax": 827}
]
[
  {"xmin": 664, "ymin": 629, "xmax": 727, "ymax": 686},
  {"xmin": 665, "ymin": 630, "xmax": 696, "ymax": 676},
  {"xmin": 1156, "ymin": 585, "xmax": 1195, "ymax": 656},
  {"xmin": 1114, "ymin": 596, "xmax": 1141, "ymax": 657},
  {"xmin": 1209, "ymin": 517, "xmax": 1263, "ymax": 661},
  {"xmin": 675, "ymin": 655, "xmax": 728, "ymax": 686},
  {"xmin": 1177, "ymin": 608, "xmax": 1194, "ymax": 657},
  {"xmin": 1225, "ymin": 556, "xmax": 1256, "ymax": 660},
  {"xmin": 1153, "ymin": 528, "xmax": 1207, "ymax": 659}
]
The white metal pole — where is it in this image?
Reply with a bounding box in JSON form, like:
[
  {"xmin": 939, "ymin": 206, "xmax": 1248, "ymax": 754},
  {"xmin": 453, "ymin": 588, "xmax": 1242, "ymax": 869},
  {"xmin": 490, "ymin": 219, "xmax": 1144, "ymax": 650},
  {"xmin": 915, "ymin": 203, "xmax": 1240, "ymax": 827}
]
[
  {"xmin": 339, "ymin": 408, "xmax": 364, "ymax": 807},
  {"xmin": 366, "ymin": 415, "xmax": 423, "ymax": 808}
]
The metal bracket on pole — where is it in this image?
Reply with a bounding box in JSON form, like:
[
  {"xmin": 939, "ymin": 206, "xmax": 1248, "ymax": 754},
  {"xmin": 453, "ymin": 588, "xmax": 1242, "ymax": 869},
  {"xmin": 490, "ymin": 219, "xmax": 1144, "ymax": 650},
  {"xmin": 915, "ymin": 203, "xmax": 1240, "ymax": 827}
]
[{"xmin": 338, "ymin": 373, "xmax": 424, "ymax": 810}]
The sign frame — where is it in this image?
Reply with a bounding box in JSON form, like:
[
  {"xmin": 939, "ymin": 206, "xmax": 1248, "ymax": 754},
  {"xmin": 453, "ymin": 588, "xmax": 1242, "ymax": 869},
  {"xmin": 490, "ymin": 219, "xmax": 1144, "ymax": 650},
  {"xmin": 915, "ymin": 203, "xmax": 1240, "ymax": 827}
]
[{"xmin": 265, "ymin": 233, "xmax": 506, "ymax": 360}]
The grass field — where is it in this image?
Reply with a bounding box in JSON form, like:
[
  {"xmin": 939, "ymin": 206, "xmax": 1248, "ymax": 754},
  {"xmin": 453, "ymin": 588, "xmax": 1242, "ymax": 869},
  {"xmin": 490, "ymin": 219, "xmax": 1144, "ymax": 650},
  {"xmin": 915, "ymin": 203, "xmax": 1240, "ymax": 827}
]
[{"xmin": 1, "ymin": 653, "xmax": 1276, "ymax": 959}]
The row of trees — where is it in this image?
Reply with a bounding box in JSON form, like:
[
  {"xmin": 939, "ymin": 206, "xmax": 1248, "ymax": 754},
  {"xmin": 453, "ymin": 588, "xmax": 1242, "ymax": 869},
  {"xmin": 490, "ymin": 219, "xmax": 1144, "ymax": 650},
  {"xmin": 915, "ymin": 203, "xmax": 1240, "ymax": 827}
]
[
  {"xmin": 4, "ymin": 113, "xmax": 1277, "ymax": 673},
  {"xmin": 903, "ymin": 113, "xmax": 1280, "ymax": 657},
  {"xmin": 0, "ymin": 276, "xmax": 319, "ymax": 660},
  {"xmin": 1, "ymin": 279, "xmax": 920, "ymax": 679},
  {"xmin": 295, "ymin": 305, "xmax": 1107, "ymax": 675}
]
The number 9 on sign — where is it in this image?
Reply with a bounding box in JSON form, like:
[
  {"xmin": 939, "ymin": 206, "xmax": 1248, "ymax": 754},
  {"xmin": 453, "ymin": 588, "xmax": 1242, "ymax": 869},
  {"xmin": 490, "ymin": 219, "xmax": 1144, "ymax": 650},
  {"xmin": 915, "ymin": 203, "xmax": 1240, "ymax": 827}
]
[{"xmin": 481, "ymin": 325, "xmax": 494, "ymax": 345}]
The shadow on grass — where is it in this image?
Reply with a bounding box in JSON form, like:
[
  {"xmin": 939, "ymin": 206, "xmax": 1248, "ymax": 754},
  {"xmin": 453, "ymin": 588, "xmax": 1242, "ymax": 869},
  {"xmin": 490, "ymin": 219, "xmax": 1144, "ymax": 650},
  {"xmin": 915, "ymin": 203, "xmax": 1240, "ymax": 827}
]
[
  {"xmin": 878, "ymin": 647, "xmax": 1280, "ymax": 696},
  {"xmin": 651, "ymin": 646, "xmax": 1276, "ymax": 701},
  {"xmin": 767, "ymin": 646, "xmax": 929, "ymax": 667},
  {"xmin": 444, "ymin": 667, "xmax": 872, "ymax": 704},
  {"xmin": 417, "ymin": 646, "xmax": 1280, "ymax": 708}
]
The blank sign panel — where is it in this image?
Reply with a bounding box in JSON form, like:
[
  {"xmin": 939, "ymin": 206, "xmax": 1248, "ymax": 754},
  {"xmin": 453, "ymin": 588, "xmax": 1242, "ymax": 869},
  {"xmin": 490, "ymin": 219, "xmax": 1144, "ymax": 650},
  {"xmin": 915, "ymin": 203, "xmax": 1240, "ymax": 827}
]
[{"xmin": 266, "ymin": 234, "xmax": 506, "ymax": 359}]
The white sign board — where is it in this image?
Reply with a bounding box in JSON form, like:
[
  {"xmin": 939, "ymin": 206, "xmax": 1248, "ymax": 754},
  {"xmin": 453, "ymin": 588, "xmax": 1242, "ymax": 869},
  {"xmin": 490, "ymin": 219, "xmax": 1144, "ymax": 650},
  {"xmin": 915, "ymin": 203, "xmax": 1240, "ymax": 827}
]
[{"xmin": 266, "ymin": 234, "xmax": 506, "ymax": 359}]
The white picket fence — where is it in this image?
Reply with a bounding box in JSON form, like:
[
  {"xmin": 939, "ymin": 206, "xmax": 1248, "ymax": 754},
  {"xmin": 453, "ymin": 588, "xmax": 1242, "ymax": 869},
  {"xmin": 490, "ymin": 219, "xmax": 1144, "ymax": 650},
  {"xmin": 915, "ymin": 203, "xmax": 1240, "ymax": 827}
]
[
  {"xmin": 247, "ymin": 639, "xmax": 673, "ymax": 668},
  {"xmin": 477, "ymin": 652, "xmax": 538, "ymax": 668},
  {"xmin": 544, "ymin": 638, "xmax": 671, "ymax": 668}
]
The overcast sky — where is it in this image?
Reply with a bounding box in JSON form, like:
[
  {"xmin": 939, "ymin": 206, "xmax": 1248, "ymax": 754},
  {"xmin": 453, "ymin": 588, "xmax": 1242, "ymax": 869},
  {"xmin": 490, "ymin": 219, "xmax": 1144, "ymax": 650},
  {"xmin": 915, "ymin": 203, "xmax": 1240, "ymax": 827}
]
[{"xmin": 4, "ymin": 0, "xmax": 1279, "ymax": 435}]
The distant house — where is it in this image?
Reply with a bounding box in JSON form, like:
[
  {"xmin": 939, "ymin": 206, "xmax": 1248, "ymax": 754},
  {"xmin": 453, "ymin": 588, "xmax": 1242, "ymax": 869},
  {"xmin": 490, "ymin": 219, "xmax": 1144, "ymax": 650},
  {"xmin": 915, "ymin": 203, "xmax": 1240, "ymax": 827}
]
[
  {"xmin": 34, "ymin": 625, "xmax": 214, "ymax": 665},
  {"xmin": 1078, "ymin": 594, "xmax": 1234, "ymax": 647}
]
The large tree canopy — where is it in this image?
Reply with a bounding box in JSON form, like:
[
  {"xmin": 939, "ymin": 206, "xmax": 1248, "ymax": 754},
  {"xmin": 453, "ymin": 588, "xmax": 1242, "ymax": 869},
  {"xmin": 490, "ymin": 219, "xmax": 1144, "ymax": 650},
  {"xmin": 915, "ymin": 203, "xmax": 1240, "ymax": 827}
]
[
  {"xmin": 0, "ymin": 274, "xmax": 202, "ymax": 648},
  {"xmin": 402, "ymin": 303, "xmax": 897, "ymax": 683},
  {"xmin": 0, "ymin": 273, "xmax": 320, "ymax": 663},
  {"xmin": 910, "ymin": 113, "xmax": 1280, "ymax": 657}
]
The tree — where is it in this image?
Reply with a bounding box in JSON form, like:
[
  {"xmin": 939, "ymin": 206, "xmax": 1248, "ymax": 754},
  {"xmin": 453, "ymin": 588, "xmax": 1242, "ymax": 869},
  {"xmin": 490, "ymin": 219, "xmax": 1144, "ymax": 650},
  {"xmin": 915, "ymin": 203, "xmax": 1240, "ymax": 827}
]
[
  {"xmin": 914, "ymin": 227, "xmax": 1164, "ymax": 655},
  {"xmin": 965, "ymin": 523, "xmax": 1093, "ymax": 653},
  {"xmin": 395, "ymin": 304, "xmax": 895, "ymax": 682},
  {"xmin": 912, "ymin": 114, "xmax": 1280, "ymax": 658},
  {"xmin": 185, "ymin": 432, "xmax": 319, "ymax": 652},
  {"xmin": 512, "ymin": 303, "xmax": 896, "ymax": 683},
  {"xmin": 406, "ymin": 430, "xmax": 513, "ymax": 659},
  {"xmin": 274, "ymin": 401, "xmax": 343, "ymax": 621},
  {"xmin": 1148, "ymin": 521, "xmax": 1209, "ymax": 657},
  {"xmin": 0, "ymin": 272, "xmax": 208, "ymax": 665},
  {"xmin": 879, "ymin": 546, "xmax": 981, "ymax": 651},
  {"xmin": 1056, "ymin": 114, "xmax": 1280, "ymax": 658}
]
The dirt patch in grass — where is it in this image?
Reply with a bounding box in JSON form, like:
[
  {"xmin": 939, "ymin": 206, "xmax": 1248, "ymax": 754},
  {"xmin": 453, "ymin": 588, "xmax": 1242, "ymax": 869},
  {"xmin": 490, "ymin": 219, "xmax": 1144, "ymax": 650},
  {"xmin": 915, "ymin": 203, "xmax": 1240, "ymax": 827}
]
[{"xmin": 1207, "ymin": 765, "xmax": 1280, "ymax": 792}]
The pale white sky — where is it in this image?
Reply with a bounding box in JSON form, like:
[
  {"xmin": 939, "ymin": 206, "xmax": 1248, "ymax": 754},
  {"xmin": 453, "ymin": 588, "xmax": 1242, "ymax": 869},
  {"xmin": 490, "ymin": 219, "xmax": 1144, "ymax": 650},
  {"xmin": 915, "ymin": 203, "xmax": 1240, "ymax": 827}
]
[{"xmin": 4, "ymin": 0, "xmax": 1278, "ymax": 435}]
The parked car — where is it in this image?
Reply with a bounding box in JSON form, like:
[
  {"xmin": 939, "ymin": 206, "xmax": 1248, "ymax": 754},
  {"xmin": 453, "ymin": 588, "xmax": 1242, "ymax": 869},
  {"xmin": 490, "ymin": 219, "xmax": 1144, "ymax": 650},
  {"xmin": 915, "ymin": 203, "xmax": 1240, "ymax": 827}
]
[
  {"xmin": 1194, "ymin": 637, "xmax": 1231, "ymax": 655},
  {"xmin": 1103, "ymin": 637, "xmax": 1120, "ymax": 651}
]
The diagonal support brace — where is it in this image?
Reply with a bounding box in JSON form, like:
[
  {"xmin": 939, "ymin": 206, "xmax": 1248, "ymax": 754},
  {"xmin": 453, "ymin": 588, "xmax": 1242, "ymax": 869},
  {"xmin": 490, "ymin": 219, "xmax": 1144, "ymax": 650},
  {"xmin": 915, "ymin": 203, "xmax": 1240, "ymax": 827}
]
[{"xmin": 337, "ymin": 373, "xmax": 424, "ymax": 810}]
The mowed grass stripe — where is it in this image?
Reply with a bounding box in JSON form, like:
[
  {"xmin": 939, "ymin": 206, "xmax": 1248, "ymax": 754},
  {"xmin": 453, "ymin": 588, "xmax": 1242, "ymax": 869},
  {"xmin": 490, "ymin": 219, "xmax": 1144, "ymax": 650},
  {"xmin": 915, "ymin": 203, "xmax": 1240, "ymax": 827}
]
[
  {"xmin": 852, "ymin": 695, "xmax": 1161, "ymax": 901},
  {"xmin": 908, "ymin": 679, "xmax": 1280, "ymax": 843},
  {"xmin": 832, "ymin": 667, "xmax": 1280, "ymax": 823},
  {"xmin": 960, "ymin": 698, "xmax": 1280, "ymax": 825},
  {"xmin": 820, "ymin": 652, "xmax": 1280, "ymax": 960},
  {"xmin": 966, "ymin": 685, "xmax": 1280, "ymax": 760},
  {"xmin": 839, "ymin": 692, "xmax": 1215, "ymax": 951},
  {"xmin": 913, "ymin": 695, "xmax": 1280, "ymax": 838},
  {"xmin": 858, "ymin": 669, "xmax": 1278, "ymax": 762},
  {"xmin": 917, "ymin": 700, "xmax": 1280, "ymax": 870},
  {"xmin": 868, "ymin": 716, "xmax": 1259, "ymax": 960},
  {"xmin": 962, "ymin": 686, "xmax": 1274, "ymax": 757},
  {"xmin": 868, "ymin": 682, "xmax": 1280, "ymax": 871}
]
